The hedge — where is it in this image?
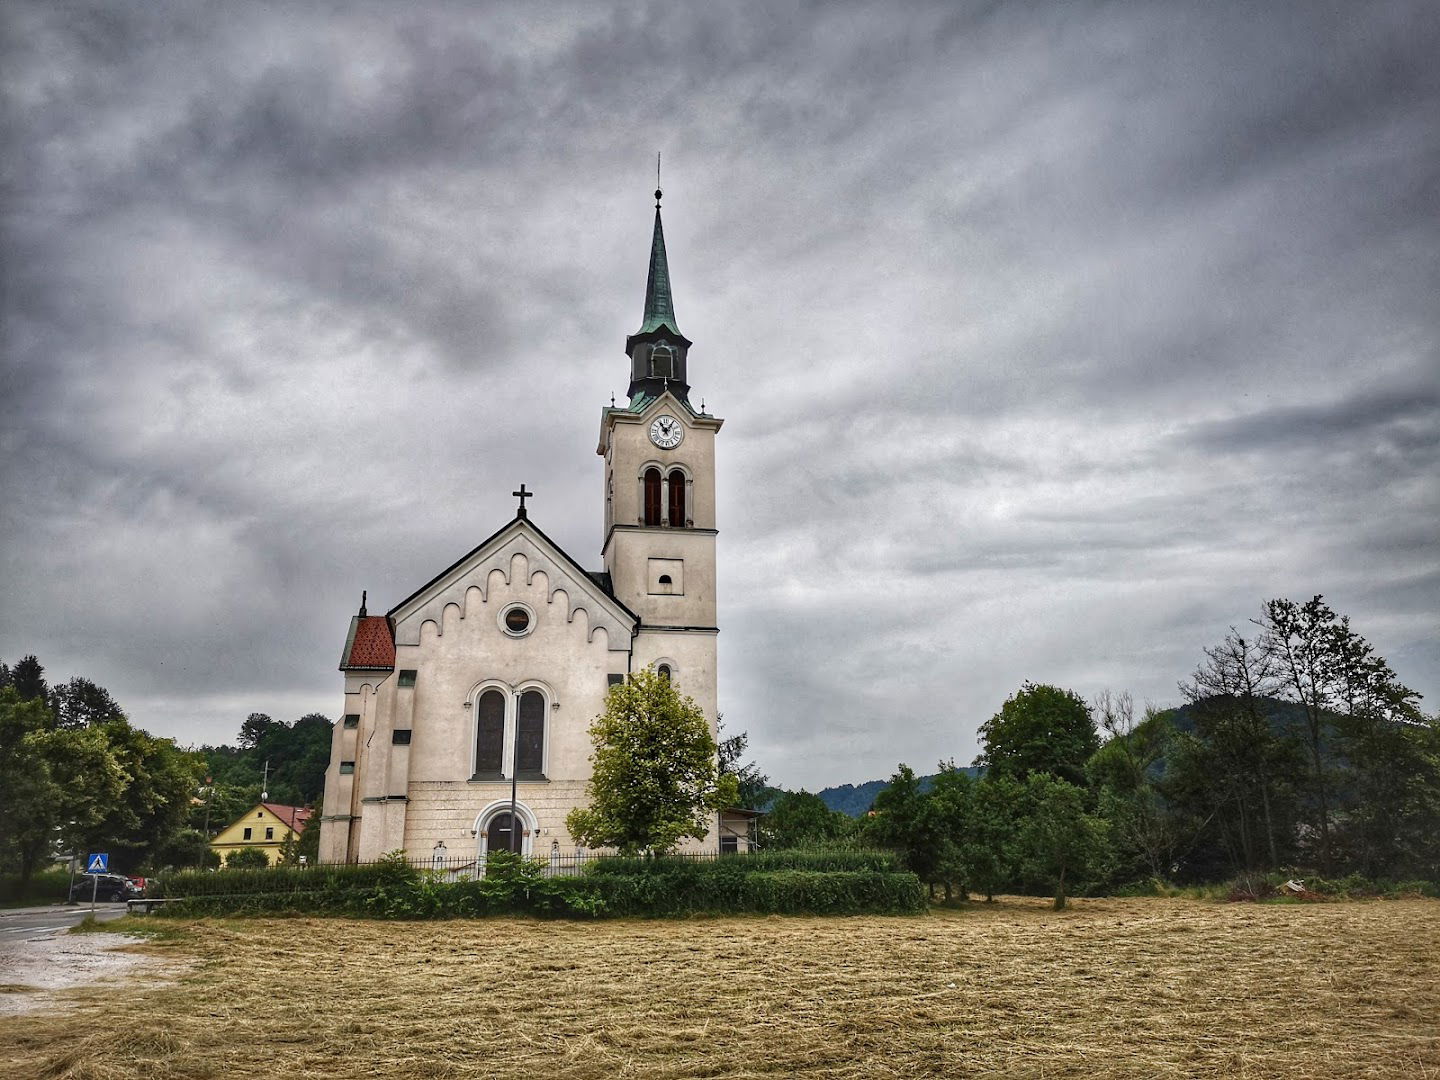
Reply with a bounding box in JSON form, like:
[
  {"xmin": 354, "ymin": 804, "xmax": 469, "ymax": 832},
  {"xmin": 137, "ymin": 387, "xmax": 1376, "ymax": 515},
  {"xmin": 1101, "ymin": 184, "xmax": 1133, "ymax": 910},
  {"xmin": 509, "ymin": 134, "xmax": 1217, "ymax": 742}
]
[{"xmin": 148, "ymin": 852, "xmax": 924, "ymax": 919}]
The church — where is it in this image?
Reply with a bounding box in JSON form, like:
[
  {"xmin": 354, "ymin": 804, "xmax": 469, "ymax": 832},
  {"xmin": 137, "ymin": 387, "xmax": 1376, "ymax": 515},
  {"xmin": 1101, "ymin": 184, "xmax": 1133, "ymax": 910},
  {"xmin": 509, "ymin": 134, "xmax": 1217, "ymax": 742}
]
[{"xmin": 317, "ymin": 188, "xmax": 748, "ymax": 865}]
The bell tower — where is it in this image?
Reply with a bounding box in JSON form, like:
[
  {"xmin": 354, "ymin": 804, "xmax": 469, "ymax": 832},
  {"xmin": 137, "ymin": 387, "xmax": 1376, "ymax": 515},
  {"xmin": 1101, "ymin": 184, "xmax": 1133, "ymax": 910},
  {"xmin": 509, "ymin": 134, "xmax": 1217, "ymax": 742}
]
[{"xmin": 597, "ymin": 185, "xmax": 722, "ymax": 722}]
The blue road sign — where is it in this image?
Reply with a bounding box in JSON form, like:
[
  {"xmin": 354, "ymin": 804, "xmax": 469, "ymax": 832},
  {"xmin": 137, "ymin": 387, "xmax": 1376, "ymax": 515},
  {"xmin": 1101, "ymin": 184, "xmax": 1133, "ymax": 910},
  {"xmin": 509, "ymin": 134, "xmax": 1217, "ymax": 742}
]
[{"xmin": 85, "ymin": 853, "xmax": 109, "ymax": 874}]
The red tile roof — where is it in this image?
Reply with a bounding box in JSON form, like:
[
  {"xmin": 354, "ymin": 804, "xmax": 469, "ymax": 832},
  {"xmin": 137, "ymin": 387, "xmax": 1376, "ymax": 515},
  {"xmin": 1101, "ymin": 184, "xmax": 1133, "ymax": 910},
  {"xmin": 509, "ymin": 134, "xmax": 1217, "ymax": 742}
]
[
  {"xmin": 261, "ymin": 803, "xmax": 313, "ymax": 833},
  {"xmin": 344, "ymin": 615, "xmax": 395, "ymax": 669}
]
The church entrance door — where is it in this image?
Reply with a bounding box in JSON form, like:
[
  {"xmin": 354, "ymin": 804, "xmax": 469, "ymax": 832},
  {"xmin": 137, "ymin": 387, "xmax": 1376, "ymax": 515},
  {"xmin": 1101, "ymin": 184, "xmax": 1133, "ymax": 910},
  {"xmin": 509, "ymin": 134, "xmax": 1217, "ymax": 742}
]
[{"xmin": 487, "ymin": 813, "xmax": 518, "ymax": 855}]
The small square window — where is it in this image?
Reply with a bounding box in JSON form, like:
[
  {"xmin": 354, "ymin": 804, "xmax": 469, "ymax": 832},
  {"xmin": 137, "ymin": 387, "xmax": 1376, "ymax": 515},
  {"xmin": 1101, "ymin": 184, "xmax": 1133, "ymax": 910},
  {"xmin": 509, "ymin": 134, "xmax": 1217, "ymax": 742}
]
[
  {"xmin": 343, "ymin": 714, "xmax": 359, "ymax": 729},
  {"xmin": 397, "ymin": 670, "xmax": 417, "ymax": 687},
  {"xmin": 607, "ymin": 674, "xmax": 624, "ymax": 687},
  {"xmin": 339, "ymin": 761, "xmax": 355, "ymax": 775},
  {"xmin": 265, "ymin": 827, "xmax": 274, "ymax": 840},
  {"xmin": 392, "ymin": 729, "xmax": 412, "ymax": 745},
  {"xmin": 243, "ymin": 827, "xmax": 252, "ymax": 840}
]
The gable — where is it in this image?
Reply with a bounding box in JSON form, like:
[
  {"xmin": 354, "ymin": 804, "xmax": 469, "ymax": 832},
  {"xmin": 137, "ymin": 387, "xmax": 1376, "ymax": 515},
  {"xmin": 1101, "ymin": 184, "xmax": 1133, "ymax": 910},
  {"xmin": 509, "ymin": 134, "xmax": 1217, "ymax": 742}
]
[
  {"xmin": 213, "ymin": 803, "xmax": 308, "ymax": 845},
  {"xmin": 388, "ymin": 517, "xmax": 637, "ymax": 651}
]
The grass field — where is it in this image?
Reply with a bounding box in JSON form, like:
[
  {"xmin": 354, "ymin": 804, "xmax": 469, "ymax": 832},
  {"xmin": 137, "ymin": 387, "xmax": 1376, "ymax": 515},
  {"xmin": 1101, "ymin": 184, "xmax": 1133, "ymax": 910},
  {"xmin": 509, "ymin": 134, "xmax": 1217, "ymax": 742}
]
[{"xmin": 3, "ymin": 897, "xmax": 1437, "ymax": 1079}]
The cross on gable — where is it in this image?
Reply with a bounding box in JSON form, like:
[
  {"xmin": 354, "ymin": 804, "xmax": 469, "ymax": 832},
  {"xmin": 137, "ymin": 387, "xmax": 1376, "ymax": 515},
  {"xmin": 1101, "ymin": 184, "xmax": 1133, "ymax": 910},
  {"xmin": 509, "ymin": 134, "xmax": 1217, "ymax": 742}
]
[{"xmin": 513, "ymin": 484, "xmax": 533, "ymax": 518}]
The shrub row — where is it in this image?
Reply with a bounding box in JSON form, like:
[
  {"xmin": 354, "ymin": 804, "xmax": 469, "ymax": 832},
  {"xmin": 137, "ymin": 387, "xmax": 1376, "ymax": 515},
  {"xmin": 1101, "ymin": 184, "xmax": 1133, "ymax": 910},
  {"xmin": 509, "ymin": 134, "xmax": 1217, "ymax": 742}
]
[
  {"xmin": 150, "ymin": 852, "xmax": 924, "ymax": 919},
  {"xmin": 585, "ymin": 849, "xmax": 901, "ymax": 875}
]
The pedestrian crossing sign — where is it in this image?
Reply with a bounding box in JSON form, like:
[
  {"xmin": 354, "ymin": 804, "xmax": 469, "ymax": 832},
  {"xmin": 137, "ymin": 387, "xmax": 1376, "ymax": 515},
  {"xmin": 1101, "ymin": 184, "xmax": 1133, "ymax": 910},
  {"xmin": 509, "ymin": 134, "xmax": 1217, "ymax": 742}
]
[{"xmin": 85, "ymin": 853, "xmax": 108, "ymax": 874}]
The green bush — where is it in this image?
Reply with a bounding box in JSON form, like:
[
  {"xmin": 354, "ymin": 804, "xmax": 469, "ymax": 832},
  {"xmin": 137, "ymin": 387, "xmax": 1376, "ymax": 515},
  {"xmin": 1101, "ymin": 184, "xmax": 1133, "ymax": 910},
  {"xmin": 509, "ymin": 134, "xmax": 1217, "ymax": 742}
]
[
  {"xmin": 584, "ymin": 849, "xmax": 900, "ymax": 875},
  {"xmin": 147, "ymin": 852, "xmax": 923, "ymax": 919},
  {"xmin": 224, "ymin": 847, "xmax": 272, "ymax": 870},
  {"xmin": 0, "ymin": 869, "xmax": 72, "ymax": 906}
]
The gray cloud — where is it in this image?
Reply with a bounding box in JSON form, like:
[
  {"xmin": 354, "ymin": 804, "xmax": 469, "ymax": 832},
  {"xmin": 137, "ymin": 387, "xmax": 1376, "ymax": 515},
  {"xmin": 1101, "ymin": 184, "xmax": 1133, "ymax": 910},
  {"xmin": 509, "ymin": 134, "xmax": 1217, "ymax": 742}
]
[{"xmin": 3, "ymin": 0, "xmax": 1437, "ymax": 789}]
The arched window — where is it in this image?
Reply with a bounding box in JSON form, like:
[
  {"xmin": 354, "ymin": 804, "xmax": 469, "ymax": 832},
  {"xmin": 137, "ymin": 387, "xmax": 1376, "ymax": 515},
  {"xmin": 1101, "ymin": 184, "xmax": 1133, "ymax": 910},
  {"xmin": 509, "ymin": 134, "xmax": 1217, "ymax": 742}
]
[
  {"xmin": 668, "ymin": 469, "xmax": 686, "ymax": 527},
  {"xmin": 650, "ymin": 344, "xmax": 673, "ymax": 379},
  {"xmin": 474, "ymin": 689, "xmax": 505, "ymax": 778},
  {"xmin": 516, "ymin": 689, "xmax": 545, "ymax": 777},
  {"xmin": 657, "ymin": 664, "xmax": 672, "ymax": 681},
  {"xmin": 643, "ymin": 468, "xmax": 662, "ymax": 526}
]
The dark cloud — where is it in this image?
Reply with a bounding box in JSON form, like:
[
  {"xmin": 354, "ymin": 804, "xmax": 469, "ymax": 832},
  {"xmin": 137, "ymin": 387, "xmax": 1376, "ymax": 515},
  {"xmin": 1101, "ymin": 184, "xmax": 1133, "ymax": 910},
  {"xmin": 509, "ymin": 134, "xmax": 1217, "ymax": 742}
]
[{"xmin": 2, "ymin": 0, "xmax": 1437, "ymax": 788}]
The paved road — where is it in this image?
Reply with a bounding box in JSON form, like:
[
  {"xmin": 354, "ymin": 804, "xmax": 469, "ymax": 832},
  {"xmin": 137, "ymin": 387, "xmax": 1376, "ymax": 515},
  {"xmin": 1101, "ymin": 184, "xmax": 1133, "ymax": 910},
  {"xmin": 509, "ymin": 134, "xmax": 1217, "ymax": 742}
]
[{"xmin": 0, "ymin": 903, "xmax": 128, "ymax": 942}]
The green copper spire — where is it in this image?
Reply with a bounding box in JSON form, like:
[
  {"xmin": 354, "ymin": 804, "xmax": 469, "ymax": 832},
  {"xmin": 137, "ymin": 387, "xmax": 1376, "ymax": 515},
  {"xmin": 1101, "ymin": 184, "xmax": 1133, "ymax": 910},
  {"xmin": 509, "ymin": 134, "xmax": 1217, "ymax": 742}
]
[{"xmin": 638, "ymin": 189, "xmax": 680, "ymax": 336}]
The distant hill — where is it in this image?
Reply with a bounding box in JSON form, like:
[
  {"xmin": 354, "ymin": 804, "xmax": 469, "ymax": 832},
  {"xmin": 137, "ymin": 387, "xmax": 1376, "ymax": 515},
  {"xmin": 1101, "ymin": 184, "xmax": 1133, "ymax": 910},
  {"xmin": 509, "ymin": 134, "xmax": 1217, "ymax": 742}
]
[{"xmin": 814, "ymin": 767, "xmax": 982, "ymax": 817}]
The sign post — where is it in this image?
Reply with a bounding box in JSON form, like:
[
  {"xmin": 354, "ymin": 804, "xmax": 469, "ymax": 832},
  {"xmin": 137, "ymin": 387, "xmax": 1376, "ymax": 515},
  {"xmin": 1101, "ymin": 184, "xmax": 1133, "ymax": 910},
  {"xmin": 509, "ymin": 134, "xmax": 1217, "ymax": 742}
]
[{"xmin": 85, "ymin": 853, "xmax": 108, "ymax": 916}]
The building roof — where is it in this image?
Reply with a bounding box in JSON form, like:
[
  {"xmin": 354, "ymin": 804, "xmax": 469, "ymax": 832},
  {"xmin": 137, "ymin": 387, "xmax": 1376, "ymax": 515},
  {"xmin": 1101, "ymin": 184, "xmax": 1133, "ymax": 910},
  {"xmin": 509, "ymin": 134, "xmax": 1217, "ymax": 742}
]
[
  {"xmin": 261, "ymin": 803, "xmax": 313, "ymax": 833},
  {"xmin": 340, "ymin": 615, "xmax": 396, "ymax": 670},
  {"xmin": 386, "ymin": 513, "xmax": 639, "ymax": 628}
]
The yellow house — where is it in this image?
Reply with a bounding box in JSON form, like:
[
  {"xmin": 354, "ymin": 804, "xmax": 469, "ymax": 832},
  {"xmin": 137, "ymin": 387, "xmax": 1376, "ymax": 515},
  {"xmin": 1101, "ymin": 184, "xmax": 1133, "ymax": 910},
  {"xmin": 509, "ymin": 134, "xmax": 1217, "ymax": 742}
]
[{"xmin": 211, "ymin": 802, "xmax": 313, "ymax": 866}]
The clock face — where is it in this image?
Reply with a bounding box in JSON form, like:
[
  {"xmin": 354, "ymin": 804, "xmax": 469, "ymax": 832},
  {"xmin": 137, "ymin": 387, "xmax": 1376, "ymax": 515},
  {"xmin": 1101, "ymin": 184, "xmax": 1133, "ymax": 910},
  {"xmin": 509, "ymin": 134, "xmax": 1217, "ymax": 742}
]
[{"xmin": 649, "ymin": 414, "xmax": 684, "ymax": 449}]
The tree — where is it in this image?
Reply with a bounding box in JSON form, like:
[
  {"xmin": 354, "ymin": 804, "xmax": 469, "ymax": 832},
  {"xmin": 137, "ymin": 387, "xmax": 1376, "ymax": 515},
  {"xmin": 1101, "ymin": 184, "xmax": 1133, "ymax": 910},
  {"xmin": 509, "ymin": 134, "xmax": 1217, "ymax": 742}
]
[
  {"xmin": 238, "ymin": 712, "xmax": 280, "ymax": 751},
  {"xmin": 296, "ymin": 802, "xmax": 322, "ymax": 864},
  {"xmin": 1015, "ymin": 775, "xmax": 1111, "ymax": 910},
  {"xmin": 965, "ymin": 775, "xmax": 1024, "ymax": 901},
  {"xmin": 9, "ymin": 656, "xmax": 49, "ymax": 706},
  {"xmin": 566, "ymin": 670, "xmax": 737, "ymax": 854},
  {"xmin": 761, "ymin": 790, "xmax": 850, "ymax": 848},
  {"xmin": 1088, "ymin": 693, "xmax": 1186, "ymax": 880},
  {"xmin": 0, "ymin": 689, "xmax": 128, "ymax": 883},
  {"xmin": 975, "ymin": 683, "xmax": 1099, "ymax": 787},
  {"xmin": 716, "ymin": 718, "xmax": 770, "ymax": 810},
  {"xmin": 50, "ymin": 677, "xmax": 126, "ymax": 730},
  {"xmin": 1179, "ymin": 639, "xmax": 1298, "ymax": 873},
  {"xmin": 864, "ymin": 765, "xmax": 944, "ymax": 890}
]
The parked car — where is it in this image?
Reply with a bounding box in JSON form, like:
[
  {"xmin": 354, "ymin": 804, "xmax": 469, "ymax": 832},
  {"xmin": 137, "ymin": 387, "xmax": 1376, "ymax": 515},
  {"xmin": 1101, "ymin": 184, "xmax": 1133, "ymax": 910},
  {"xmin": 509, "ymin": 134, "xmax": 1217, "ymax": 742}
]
[{"xmin": 70, "ymin": 873, "xmax": 143, "ymax": 903}]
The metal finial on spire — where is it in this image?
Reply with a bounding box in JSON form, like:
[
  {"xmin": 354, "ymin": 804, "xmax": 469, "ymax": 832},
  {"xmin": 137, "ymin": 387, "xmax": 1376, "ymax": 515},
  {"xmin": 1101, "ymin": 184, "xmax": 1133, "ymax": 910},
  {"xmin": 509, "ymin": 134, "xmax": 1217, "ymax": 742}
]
[
  {"xmin": 359, "ymin": 590, "xmax": 367, "ymax": 617},
  {"xmin": 655, "ymin": 151, "xmax": 662, "ymax": 207},
  {"xmin": 610, "ymin": 391, "xmax": 616, "ymax": 407}
]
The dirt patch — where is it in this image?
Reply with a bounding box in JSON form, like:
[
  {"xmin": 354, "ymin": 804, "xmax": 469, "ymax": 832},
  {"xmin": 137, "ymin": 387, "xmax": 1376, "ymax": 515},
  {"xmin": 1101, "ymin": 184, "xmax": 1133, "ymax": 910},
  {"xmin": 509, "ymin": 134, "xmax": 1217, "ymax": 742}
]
[
  {"xmin": 0, "ymin": 930, "xmax": 185, "ymax": 1018},
  {"xmin": 1, "ymin": 897, "xmax": 1437, "ymax": 1078}
]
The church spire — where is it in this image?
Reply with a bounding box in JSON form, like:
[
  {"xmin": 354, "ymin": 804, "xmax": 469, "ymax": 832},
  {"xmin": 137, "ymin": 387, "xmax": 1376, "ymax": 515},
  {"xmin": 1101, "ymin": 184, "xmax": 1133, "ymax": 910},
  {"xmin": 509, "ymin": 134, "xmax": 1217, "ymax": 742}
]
[
  {"xmin": 623, "ymin": 173, "xmax": 693, "ymax": 408},
  {"xmin": 637, "ymin": 189, "xmax": 679, "ymax": 336}
]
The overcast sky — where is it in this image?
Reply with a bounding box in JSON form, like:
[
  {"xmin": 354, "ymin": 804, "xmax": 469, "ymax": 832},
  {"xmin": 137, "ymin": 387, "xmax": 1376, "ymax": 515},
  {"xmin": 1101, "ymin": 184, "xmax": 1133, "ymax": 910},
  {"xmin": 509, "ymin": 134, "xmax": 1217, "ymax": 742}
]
[{"xmin": 3, "ymin": 1, "xmax": 1437, "ymax": 790}]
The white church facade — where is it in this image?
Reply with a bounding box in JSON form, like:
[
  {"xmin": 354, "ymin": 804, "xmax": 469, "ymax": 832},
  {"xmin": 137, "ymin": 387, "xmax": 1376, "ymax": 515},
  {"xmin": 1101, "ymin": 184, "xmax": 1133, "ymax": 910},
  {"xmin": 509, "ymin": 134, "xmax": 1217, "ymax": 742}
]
[{"xmin": 318, "ymin": 189, "xmax": 745, "ymax": 865}]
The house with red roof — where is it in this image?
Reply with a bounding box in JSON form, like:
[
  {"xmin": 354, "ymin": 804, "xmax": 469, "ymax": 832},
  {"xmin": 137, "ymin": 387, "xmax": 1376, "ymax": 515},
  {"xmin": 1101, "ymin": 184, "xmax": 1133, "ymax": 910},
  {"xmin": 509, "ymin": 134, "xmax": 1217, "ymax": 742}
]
[{"xmin": 211, "ymin": 802, "xmax": 313, "ymax": 866}]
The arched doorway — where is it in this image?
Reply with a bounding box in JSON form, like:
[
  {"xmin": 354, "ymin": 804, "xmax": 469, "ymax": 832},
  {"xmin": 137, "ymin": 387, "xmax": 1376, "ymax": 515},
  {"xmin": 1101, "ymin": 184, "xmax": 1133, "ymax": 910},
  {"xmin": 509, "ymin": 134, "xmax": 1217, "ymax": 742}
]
[
  {"xmin": 474, "ymin": 801, "xmax": 535, "ymax": 860},
  {"xmin": 486, "ymin": 812, "xmax": 519, "ymax": 855}
]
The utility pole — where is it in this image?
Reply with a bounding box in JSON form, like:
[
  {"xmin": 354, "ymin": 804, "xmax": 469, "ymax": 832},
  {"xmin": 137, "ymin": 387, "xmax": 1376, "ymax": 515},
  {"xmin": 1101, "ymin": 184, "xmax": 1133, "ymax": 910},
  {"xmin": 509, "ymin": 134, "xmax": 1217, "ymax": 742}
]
[{"xmin": 261, "ymin": 759, "xmax": 270, "ymax": 802}]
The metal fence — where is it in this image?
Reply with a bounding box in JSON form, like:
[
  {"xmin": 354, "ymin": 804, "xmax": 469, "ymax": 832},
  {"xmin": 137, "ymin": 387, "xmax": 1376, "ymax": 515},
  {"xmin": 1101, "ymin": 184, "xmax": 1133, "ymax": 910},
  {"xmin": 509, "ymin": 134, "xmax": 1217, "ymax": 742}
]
[{"xmin": 345, "ymin": 848, "xmax": 757, "ymax": 880}]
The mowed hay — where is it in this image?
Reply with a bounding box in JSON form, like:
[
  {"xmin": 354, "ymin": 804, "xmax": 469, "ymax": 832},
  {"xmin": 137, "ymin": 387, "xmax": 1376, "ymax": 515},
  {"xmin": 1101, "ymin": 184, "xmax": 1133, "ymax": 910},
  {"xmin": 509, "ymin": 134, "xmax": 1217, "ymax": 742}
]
[{"xmin": 2, "ymin": 897, "xmax": 1437, "ymax": 1079}]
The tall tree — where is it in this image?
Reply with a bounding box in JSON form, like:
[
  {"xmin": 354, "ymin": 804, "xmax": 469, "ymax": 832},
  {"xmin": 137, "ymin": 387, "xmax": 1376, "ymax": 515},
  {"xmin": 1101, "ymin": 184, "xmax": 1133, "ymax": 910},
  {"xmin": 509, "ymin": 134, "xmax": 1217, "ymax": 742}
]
[
  {"xmin": 762, "ymin": 790, "xmax": 850, "ymax": 848},
  {"xmin": 1015, "ymin": 775, "xmax": 1112, "ymax": 910},
  {"xmin": 716, "ymin": 718, "xmax": 770, "ymax": 811},
  {"xmin": 1179, "ymin": 635, "xmax": 1296, "ymax": 872},
  {"xmin": 864, "ymin": 765, "xmax": 944, "ymax": 891},
  {"xmin": 10, "ymin": 655, "xmax": 49, "ymax": 706},
  {"xmin": 1088, "ymin": 693, "xmax": 1187, "ymax": 880},
  {"xmin": 566, "ymin": 670, "xmax": 737, "ymax": 854},
  {"xmin": 975, "ymin": 683, "xmax": 1099, "ymax": 787},
  {"xmin": 51, "ymin": 677, "xmax": 126, "ymax": 730}
]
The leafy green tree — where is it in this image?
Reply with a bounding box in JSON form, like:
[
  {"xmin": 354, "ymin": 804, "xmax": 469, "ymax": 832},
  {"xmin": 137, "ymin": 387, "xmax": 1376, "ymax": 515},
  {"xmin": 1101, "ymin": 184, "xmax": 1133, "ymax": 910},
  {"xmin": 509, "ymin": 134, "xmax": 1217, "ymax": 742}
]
[
  {"xmin": 966, "ymin": 775, "xmax": 1024, "ymax": 901},
  {"xmin": 225, "ymin": 847, "xmax": 271, "ymax": 869},
  {"xmin": 976, "ymin": 683, "xmax": 1099, "ymax": 787},
  {"xmin": 761, "ymin": 790, "xmax": 851, "ymax": 848},
  {"xmin": 76, "ymin": 721, "xmax": 205, "ymax": 871},
  {"xmin": 155, "ymin": 829, "xmax": 212, "ymax": 870},
  {"xmin": 566, "ymin": 670, "xmax": 737, "ymax": 854},
  {"xmin": 0, "ymin": 690, "xmax": 128, "ymax": 882},
  {"xmin": 1088, "ymin": 693, "xmax": 1187, "ymax": 880},
  {"xmin": 716, "ymin": 718, "xmax": 770, "ymax": 811},
  {"xmin": 50, "ymin": 677, "xmax": 126, "ymax": 730},
  {"xmin": 9, "ymin": 656, "xmax": 49, "ymax": 706},
  {"xmin": 863, "ymin": 765, "xmax": 944, "ymax": 890},
  {"xmin": 1015, "ymin": 775, "xmax": 1111, "ymax": 910}
]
